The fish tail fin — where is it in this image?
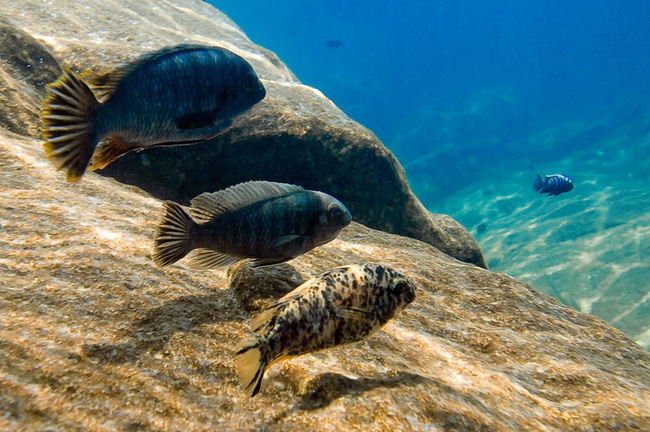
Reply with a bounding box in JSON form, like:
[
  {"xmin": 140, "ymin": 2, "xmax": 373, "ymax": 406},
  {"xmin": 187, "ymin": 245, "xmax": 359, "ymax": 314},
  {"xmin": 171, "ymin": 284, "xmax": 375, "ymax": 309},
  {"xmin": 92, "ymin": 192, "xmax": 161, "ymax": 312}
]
[
  {"xmin": 235, "ymin": 337, "xmax": 267, "ymax": 397},
  {"xmin": 153, "ymin": 201, "xmax": 195, "ymax": 267},
  {"xmin": 533, "ymin": 174, "xmax": 543, "ymax": 191},
  {"xmin": 41, "ymin": 67, "xmax": 99, "ymax": 182}
]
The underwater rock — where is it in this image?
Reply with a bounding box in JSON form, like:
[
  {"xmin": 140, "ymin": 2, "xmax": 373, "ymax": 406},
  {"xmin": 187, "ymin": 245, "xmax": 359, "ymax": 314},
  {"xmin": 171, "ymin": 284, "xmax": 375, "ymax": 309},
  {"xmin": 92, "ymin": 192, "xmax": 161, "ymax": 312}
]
[
  {"xmin": 0, "ymin": 132, "xmax": 649, "ymax": 431},
  {"xmin": 0, "ymin": 18, "xmax": 61, "ymax": 137},
  {"xmin": 227, "ymin": 261, "xmax": 305, "ymax": 313},
  {"xmin": 0, "ymin": 0, "xmax": 486, "ymax": 268}
]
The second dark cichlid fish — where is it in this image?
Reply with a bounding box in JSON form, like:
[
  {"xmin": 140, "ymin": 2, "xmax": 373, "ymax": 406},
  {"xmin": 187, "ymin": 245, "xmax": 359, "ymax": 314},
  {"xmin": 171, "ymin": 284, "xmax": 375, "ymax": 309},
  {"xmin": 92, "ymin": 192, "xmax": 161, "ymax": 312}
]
[
  {"xmin": 41, "ymin": 44, "xmax": 266, "ymax": 182},
  {"xmin": 153, "ymin": 181, "xmax": 352, "ymax": 269},
  {"xmin": 533, "ymin": 173, "xmax": 574, "ymax": 196}
]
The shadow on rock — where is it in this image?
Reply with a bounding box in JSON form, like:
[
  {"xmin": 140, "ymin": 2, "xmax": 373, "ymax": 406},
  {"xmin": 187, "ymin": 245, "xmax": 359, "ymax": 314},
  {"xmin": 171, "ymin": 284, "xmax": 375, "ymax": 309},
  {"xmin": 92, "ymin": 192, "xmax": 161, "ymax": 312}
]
[
  {"xmin": 227, "ymin": 262, "xmax": 305, "ymax": 313},
  {"xmin": 295, "ymin": 371, "xmax": 432, "ymax": 411},
  {"xmin": 83, "ymin": 292, "xmax": 243, "ymax": 364}
]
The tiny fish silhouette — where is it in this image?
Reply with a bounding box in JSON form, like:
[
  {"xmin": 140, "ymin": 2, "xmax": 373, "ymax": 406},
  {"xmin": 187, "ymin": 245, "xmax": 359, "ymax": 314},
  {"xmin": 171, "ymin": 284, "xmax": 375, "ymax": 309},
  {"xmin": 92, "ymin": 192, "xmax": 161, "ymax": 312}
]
[
  {"xmin": 533, "ymin": 174, "xmax": 574, "ymax": 196},
  {"xmin": 235, "ymin": 263, "xmax": 416, "ymax": 397},
  {"xmin": 325, "ymin": 39, "xmax": 343, "ymax": 49},
  {"xmin": 153, "ymin": 181, "xmax": 352, "ymax": 269},
  {"xmin": 41, "ymin": 44, "xmax": 266, "ymax": 182}
]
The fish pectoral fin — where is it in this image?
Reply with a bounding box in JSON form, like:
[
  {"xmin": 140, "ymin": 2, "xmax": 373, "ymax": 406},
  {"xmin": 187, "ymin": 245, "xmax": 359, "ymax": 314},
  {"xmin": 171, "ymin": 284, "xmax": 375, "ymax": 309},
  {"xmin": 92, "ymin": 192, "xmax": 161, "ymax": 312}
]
[
  {"xmin": 270, "ymin": 235, "xmax": 311, "ymax": 257},
  {"xmin": 175, "ymin": 109, "xmax": 231, "ymax": 130},
  {"xmin": 335, "ymin": 307, "xmax": 375, "ymax": 322},
  {"xmin": 175, "ymin": 110, "xmax": 218, "ymax": 130},
  {"xmin": 89, "ymin": 136, "xmax": 138, "ymax": 171},
  {"xmin": 249, "ymin": 257, "xmax": 291, "ymax": 268},
  {"xmin": 188, "ymin": 249, "xmax": 242, "ymax": 269}
]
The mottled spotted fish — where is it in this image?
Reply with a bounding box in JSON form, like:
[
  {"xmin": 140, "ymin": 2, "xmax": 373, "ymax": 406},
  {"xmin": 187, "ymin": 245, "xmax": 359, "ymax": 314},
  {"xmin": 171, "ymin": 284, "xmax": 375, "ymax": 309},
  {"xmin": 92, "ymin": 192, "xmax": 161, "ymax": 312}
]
[
  {"xmin": 533, "ymin": 173, "xmax": 574, "ymax": 196},
  {"xmin": 153, "ymin": 181, "xmax": 352, "ymax": 269},
  {"xmin": 235, "ymin": 263, "xmax": 416, "ymax": 397},
  {"xmin": 41, "ymin": 44, "xmax": 265, "ymax": 182}
]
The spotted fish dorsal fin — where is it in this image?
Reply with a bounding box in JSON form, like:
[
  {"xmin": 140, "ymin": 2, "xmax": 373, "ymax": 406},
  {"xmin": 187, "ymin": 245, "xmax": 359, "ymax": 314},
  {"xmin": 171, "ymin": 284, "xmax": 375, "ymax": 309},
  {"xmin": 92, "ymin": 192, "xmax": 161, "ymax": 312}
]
[
  {"xmin": 250, "ymin": 278, "xmax": 319, "ymax": 332},
  {"xmin": 190, "ymin": 181, "xmax": 305, "ymax": 223},
  {"xmin": 84, "ymin": 44, "xmax": 215, "ymax": 103}
]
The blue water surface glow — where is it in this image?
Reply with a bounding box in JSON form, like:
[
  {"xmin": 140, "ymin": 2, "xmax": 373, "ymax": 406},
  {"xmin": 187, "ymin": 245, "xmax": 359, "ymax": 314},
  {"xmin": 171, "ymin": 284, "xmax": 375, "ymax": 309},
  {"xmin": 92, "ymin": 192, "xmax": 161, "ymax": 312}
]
[{"xmin": 209, "ymin": 0, "xmax": 649, "ymax": 171}]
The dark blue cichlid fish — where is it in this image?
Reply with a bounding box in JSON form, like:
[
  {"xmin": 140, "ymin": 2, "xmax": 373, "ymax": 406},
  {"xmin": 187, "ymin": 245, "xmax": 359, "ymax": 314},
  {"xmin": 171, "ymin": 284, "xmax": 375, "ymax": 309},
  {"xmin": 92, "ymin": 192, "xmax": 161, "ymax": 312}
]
[
  {"xmin": 153, "ymin": 181, "xmax": 352, "ymax": 269},
  {"xmin": 533, "ymin": 173, "xmax": 574, "ymax": 196},
  {"xmin": 41, "ymin": 44, "xmax": 266, "ymax": 182}
]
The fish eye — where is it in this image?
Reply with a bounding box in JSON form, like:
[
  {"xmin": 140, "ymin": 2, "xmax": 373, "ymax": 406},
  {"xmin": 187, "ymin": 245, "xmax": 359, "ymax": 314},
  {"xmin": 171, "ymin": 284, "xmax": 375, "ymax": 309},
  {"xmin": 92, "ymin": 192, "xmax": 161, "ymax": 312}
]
[
  {"xmin": 329, "ymin": 206, "xmax": 342, "ymax": 218},
  {"xmin": 244, "ymin": 75, "xmax": 256, "ymax": 92},
  {"xmin": 394, "ymin": 282, "xmax": 409, "ymax": 295}
]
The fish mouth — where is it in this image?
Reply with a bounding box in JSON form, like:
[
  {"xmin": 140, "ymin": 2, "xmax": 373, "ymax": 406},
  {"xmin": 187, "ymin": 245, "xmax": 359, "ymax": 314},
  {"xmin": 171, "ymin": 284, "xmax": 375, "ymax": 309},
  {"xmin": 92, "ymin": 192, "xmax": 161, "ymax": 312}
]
[
  {"xmin": 256, "ymin": 83, "xmax": 267, "ymax": 102},
  {"xmin": 342, "ymin": 211, "xmax": 352, "ymax": 227}
]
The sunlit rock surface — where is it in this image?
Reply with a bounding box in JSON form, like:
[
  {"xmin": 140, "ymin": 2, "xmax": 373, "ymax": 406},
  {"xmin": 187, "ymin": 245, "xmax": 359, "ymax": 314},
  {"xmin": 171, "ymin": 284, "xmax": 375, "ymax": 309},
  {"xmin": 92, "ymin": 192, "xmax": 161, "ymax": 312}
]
[
  {"xmin": 1, "ymin": 131, "xmax": 649, "ymax": 430},
  {"xmin": 0, "ymin": 0, "xmax": 485, "ymax": 268}
]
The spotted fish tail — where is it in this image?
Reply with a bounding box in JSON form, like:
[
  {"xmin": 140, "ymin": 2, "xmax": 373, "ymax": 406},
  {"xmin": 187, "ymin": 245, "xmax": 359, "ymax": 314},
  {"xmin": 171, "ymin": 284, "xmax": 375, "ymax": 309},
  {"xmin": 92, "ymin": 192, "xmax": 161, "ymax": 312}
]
[
  {"xmin": 41, "ymin": 67, "xmax": 99, "ymax": 182},
  {"xmin": 235, "ymin": 337, "xmax": 267, "ymax": 397}
]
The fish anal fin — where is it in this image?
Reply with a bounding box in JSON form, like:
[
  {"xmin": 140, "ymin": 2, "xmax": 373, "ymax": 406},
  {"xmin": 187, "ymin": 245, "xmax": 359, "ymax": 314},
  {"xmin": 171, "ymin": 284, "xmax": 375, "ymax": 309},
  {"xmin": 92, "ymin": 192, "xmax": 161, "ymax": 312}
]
[
  {"xmin": 89, "ymin": 136, "xmax": 137, "ymax": 171},
  {"xmin": 188, "ymin": 249, "xmax": 241, "ymax": 270},
  {"xmin": 249, "ymin": 257, "xmax": 292, "ymax": 268}
]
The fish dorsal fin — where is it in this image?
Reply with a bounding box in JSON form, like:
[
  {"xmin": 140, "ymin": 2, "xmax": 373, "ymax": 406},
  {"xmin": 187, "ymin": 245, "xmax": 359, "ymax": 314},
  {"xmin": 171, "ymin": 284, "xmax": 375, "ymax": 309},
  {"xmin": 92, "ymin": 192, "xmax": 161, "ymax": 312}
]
[
  {"xmin": 84, "ymin": 44, "xmax": 214, "ymax": 102},
  {"xmin": 251, "ymin": 278, "xmax": 318, "ymax": 332},
  {"xmin": 190, "ymin": 181, "xmax": 305, "ymax": 223}
]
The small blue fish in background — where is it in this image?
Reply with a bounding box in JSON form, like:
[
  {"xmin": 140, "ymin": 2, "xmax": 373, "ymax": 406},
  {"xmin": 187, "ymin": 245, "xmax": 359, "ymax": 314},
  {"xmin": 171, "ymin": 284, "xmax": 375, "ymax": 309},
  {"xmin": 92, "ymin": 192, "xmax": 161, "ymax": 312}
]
[
  {"xmin": 153, "ymin": 181, "xmax": 352, "ymax": 269},
  {"xmin": 325, "ymin": 39, "xmax": 343, "ymax": 49},
  {"xmin": 533, "ymin": 173, "xmax": 574, "ymax": 196},
  {"xmin": 41, "ymin": 44, "xmax": 266, "ymax": 182}
]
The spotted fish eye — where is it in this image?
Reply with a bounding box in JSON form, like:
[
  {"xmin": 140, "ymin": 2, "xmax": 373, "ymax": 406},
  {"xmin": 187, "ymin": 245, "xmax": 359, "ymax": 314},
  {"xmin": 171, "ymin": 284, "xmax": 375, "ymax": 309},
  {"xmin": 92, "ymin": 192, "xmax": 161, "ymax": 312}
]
[
  {"xmin": 394, "ymin": 282, "xmax": 409, "ymax": 295},
  {"xmin": 243, "ymin": 74, "xmax": 256, "ymax": 92}
]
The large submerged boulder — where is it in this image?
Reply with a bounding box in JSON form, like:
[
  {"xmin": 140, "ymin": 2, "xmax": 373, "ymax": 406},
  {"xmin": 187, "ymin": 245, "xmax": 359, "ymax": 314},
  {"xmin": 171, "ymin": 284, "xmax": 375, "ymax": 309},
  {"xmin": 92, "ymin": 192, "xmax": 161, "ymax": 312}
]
[
  {"xmin": 0, "ymin": 0, "xmax": 485, "ymax": 268},
  {"xmin": 0, "ymin": 131, "xmax": 649, "ymax": 431}
]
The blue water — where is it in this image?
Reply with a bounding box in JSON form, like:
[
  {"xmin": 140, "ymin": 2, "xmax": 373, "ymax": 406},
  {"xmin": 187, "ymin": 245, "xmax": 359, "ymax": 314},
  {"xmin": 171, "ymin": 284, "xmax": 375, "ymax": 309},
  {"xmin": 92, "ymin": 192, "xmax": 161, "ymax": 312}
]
[{"xmin": 209, "ymin": 1, "xmax": 650, "ymax": 201}]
